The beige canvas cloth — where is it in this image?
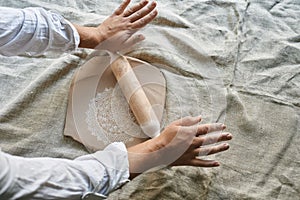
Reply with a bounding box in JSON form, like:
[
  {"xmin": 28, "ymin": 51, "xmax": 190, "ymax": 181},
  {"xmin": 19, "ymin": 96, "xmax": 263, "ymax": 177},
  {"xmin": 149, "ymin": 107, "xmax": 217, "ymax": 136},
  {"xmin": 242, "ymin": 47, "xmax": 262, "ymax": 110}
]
[{"xmin": 0, "ymin": 0, "xmax": 299, "ymax": 199}]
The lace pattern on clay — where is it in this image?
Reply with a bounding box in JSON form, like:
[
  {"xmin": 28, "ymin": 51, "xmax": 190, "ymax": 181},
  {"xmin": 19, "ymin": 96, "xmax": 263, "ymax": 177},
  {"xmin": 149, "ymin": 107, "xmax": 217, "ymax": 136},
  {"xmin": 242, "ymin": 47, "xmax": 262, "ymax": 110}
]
[{"xmin": 86, "ymin": 86, "xmax": 147, "ymax": 145}]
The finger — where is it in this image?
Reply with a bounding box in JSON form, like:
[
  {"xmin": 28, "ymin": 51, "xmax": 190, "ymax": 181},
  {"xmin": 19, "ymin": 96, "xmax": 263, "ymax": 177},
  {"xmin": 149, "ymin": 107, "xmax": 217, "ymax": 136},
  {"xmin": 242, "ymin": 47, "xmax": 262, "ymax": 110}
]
[
  {"xmin": 128, "ymin": 1, "xmax": 156, "ymax": 22},
  {"xmin": 189, "ymin": 159, "xmax": 220, "ymax": 167},
  {"xmin": 123, "ymin": 0, "xmax": 149, "ymax": 17},
  {"xmin": 114, "ymin": 0, "xmax": 131, "ymax": 15},
  {"xmin": 130, "ymin": 8, "xmax": 158, "ymax": 29},
  {"xmin": 172, "ymin": 115, "xmax": 202, "ymax": 126},
  {"xmin": 192, "ymin": 132, "xmax": 232, "ymax": 148},
  {"xmin": 196, "ymin": 123, "xmax": 226, "ymax": 136},
  {"xmin": 177, "ymin": 125, "xmax": 199, "ymax": 138},
  {"xmin": 123, "ymin": 34, "xmax": 145, "ymax": 47},
  {"xmin": 195, "ymin": 143, "xmax": 230, "ymax": 157}
]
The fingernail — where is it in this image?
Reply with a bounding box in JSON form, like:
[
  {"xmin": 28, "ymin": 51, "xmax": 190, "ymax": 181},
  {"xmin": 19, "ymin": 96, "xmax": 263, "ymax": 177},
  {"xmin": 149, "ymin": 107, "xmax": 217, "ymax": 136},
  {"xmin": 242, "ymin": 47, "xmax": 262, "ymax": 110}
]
[
  {"xmin": 198, "ymin": 115, "xmax": 202, "ymax": 121},
  {"xmin": 151, "ymin": 10, "xmax": 158, "ymax": 16},
  {"xmin": 222, "ymin": 124, "xmax": 226, "ymax": 129},
  {"xmin": 214, "ymin": 162, "xmax": 220, "ymax": 166},
  {"xmin": 139, "ymin": 34, "xmax": 145, "ymax": 40},
  {"xmin": 226, "ymin": 133, "xmax": 232, "ymax": 139},
  {"xmin": 224, "ymin": 143, "xmax": 229, "ymax": 149}
]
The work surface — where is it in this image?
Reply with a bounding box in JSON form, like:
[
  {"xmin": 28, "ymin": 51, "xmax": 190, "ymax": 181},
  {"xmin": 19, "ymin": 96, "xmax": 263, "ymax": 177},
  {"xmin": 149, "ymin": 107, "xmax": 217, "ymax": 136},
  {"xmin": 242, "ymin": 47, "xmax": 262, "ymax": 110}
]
[{"xmin": 0, "ymin": 0, "xmax": 299, "ymax": 199}]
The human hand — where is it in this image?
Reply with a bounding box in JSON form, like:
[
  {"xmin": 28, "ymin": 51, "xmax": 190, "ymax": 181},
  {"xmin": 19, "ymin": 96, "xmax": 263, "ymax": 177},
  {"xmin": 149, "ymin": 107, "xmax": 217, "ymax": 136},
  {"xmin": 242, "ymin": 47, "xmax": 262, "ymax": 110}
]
[
  {"xmin": 163, "ymin": 116, "xmax": 232, "ymax": 167},
  {"xmin": 74, "ymin": 0, "xmax": 157, "ymax": 52},
  {"xmin": 127, "ymin": 116, "xmax": 232, "ymax": 178}
]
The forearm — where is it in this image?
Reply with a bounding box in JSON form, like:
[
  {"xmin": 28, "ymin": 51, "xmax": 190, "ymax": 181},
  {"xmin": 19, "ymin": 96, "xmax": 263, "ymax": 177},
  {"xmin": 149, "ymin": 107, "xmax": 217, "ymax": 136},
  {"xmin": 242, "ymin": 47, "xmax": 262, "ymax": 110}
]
[
  {"xmin": 0, "ymin": 143, "xmax": 129, "ymax": 199},
  {"xmin": 0, "ymin": 0, "xmax": 157, "ymax": 56},
  {"xmin": 0, "ymin": 7, "xmax": 79, "ymax": 56}
]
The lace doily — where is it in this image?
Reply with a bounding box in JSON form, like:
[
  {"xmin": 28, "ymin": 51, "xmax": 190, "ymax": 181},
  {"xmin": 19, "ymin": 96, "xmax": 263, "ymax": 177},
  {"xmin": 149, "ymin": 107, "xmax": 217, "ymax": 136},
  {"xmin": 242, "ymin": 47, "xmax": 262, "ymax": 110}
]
[{"xmin": 86, "ymin": 86, "xmax": 147, "ymax": 145}]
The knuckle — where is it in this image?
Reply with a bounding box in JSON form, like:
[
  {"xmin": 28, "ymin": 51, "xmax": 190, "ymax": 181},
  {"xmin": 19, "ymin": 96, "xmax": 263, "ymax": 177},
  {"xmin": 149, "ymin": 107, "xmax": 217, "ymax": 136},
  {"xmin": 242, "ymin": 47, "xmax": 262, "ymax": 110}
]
[
  {"xmin": 204, "ymin": 126, "xmax": 209, "ymax": 133},
  {"xmin": 192, "ymin": 138, "xmax": 199, "ymax": 146},
  {"xmin": 185, "ymin": 116, "xmax": 194, "ymax": 122},
  {"xmin": 136, "ymin": 11, "xmax": 141, "ymax": 17},
  {"xmin": 140, "ymin": 18, "xmax": 146, "ymax": 24},
  {"xmin": 199, "ymin": 125, "xmax": 209, "ymax": 134},
  {"xmin": 196, "ymin": 137, "xmax": 203, "ymax": 146},
  {"xmin": 127, "ymin": 7, "xmax": 134, "ymax": 13},
  {"xmin": 166, "ymin": 125, "xmax": 179, "ymax": 134},
  {"xmin": 124, "ymin": 21, "xmax": 133, "ymax": 29},
  {"xmin": 207, "ymin": 137, "xmax": 216, "ymax": 145}
]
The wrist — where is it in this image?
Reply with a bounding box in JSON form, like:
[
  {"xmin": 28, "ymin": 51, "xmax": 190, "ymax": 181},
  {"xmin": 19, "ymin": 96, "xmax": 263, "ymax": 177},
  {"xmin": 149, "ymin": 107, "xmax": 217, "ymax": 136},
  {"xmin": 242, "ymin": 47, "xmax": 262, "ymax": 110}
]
[
  {"xmin": 73, "ymin": 24, "xmax": 102, "ymax": 49},
  {"xmin": 127, "ymin": 137, "xmax": 165, "ymax": 179}
]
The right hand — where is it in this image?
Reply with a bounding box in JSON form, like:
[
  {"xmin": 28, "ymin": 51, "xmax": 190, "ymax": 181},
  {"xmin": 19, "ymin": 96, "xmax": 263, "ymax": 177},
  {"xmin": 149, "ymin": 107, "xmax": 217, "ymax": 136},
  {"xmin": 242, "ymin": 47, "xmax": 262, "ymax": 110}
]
[
  {"xmin": 161, "ymin": 116, "xmax": 232, "ymax": 167},
  {"xmin": 127, "ymin": 116, "xmax": 232, "ymax": 178}
]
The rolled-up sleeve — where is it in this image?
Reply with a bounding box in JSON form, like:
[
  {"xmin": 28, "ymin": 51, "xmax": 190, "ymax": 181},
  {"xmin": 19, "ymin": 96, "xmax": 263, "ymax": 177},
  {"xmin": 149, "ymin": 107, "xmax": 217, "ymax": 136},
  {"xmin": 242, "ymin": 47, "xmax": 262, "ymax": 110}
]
[
  {"xmin": 0, "ymin": 142, "xmax": 130, "ymax": 200},
  {"xmin": 0, "ymin": 7, "xmax": 80, "ymax": 56}
]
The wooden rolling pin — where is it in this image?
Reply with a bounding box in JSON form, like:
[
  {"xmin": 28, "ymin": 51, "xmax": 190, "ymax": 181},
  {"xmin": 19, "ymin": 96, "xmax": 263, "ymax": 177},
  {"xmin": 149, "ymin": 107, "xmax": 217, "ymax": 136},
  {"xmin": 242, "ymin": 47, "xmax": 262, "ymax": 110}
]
[{"xmin": 110, "ymin": 55, "xmax": 160, "ymax": 138}]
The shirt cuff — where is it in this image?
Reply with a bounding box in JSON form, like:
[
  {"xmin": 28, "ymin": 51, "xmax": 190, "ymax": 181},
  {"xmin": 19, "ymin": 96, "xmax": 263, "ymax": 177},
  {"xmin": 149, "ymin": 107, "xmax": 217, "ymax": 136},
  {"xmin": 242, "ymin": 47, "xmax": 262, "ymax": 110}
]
[
  {"xmin": 64, "ymin": 19, "xmax": 80, "ymax": 50},
  {"xmin": 82, "ymin": 142, "xmax": 130, "ymax": 199}
]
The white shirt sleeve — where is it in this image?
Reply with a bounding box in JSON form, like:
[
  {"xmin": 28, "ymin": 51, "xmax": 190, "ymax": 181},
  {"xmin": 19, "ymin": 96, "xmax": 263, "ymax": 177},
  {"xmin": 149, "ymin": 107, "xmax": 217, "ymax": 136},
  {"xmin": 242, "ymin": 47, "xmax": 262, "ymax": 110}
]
[
  {"xmin": 0, "ymin": 7, "xmax": 80, "ymax": 56},
  {"xmin": 0, "ymin": 142, "xmax": 130, "ymax": 200}
]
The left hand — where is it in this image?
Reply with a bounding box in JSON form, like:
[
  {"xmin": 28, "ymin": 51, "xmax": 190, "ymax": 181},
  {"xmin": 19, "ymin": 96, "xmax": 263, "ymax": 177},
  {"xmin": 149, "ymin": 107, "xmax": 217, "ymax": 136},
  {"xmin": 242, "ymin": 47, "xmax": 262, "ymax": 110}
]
[{"xmin": 74, "ymin": 0, "xmax": 158, "ymax": 51}]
